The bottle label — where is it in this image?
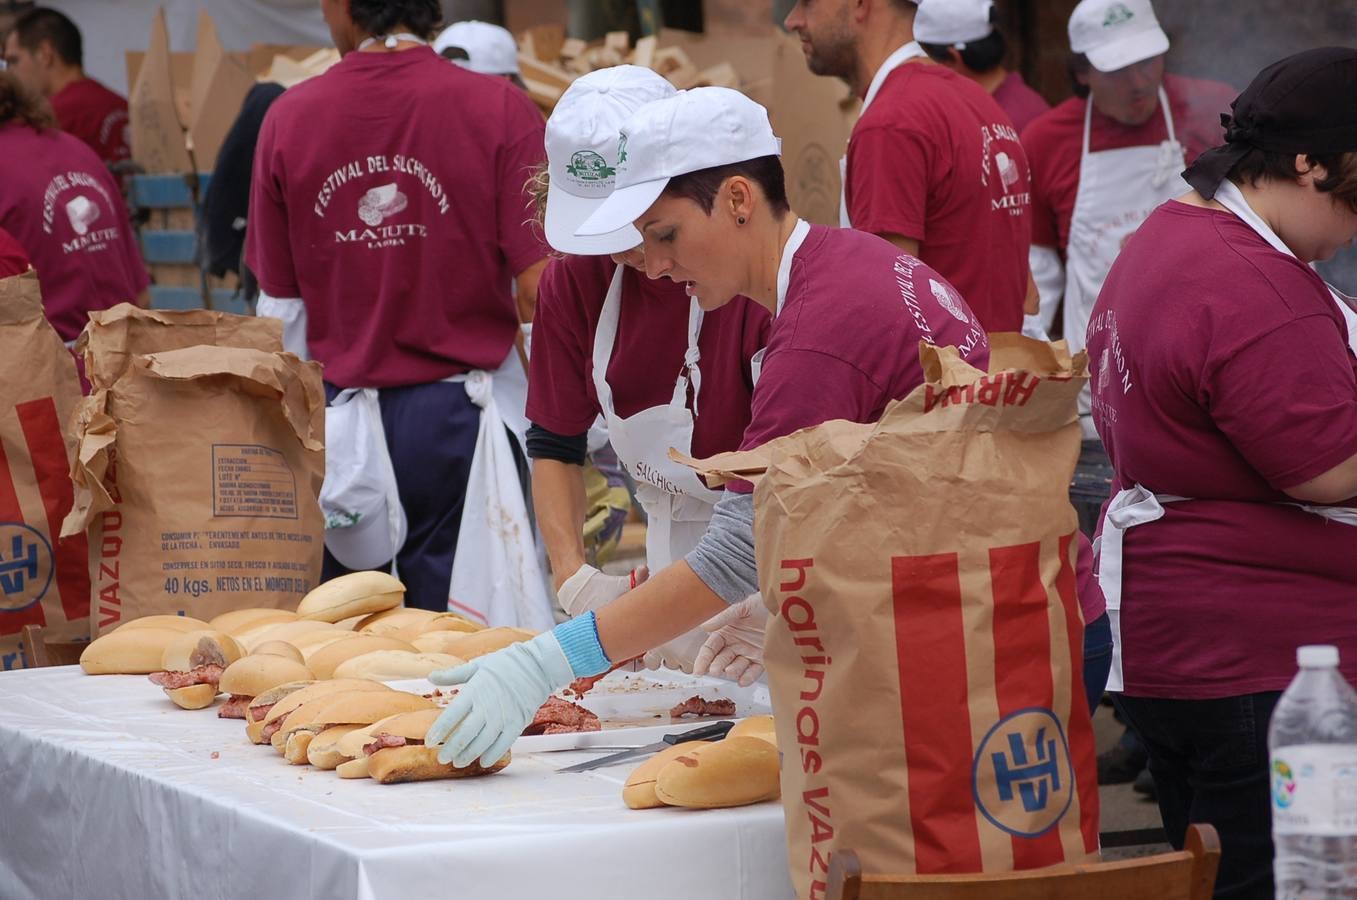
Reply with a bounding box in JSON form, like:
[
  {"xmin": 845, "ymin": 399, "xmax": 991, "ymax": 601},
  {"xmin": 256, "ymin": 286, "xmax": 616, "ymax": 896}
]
[{"xmin": 1272, "ymin": 745, "xmax": 1357, "ymax": 836}]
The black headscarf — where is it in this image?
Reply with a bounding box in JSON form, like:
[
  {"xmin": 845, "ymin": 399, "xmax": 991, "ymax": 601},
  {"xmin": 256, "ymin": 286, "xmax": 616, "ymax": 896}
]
[{"xmin": 1183, "ymin": 46, "xmax": 1357, "ymax": 200}]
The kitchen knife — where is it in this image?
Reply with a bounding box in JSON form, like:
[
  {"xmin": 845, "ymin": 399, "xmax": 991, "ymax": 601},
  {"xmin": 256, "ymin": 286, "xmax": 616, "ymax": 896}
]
[{"xmin": 557, "ymin": 720, "xmax": 735, "ymax": 773}]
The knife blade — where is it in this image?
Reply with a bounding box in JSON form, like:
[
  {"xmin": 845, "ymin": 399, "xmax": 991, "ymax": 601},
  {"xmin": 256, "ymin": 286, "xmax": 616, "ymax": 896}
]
[{"xmin": 557, "ymin": 720, "xmax": 735, "ymax": 773}]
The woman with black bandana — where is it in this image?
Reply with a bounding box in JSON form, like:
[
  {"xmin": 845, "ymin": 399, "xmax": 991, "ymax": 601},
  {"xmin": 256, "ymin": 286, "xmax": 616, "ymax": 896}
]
[{"xmin": 1084, "ymin": 47, "xmax": 1357, "ymax": 898}]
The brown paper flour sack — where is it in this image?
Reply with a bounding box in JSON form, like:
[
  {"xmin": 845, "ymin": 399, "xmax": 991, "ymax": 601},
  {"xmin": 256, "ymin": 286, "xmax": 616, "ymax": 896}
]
[
  {"xmin": 0, "ymin": 271, "xmax": 90, "ymax": 668},
  {"xmin": 62, "ymin": 346, "xmax": 325, "ymax": 636},
  {"xmin": 683, "ymin": 338, "xmax": 1099, "ymax": 900}
]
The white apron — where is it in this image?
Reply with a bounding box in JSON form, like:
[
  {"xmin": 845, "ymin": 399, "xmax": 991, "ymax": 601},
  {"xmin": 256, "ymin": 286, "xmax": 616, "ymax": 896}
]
[
  {"xmin": 1095, "ymin": 181, "xmax": 1357, "ymax": 691},
  {"xmin": 839, "ymin": 42, "xmax": 927, "ymax": 229},
  {"xmin": 592, "ymin": 267, "xmax": 723, "ymax": 670},
  {"xmin": 1066, "ymin": 88, "xmax": 1184, "ymax": 438}
]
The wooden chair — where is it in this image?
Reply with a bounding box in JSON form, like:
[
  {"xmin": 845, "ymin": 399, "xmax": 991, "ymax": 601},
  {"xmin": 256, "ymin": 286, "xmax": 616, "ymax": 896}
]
[
  {"xmin": 827, "ymin": 823, "xmax": 1220, "ymax": 900},
  {"xmin": 20, "ymin": 624, "xmax": 87, "ymax": 668}
]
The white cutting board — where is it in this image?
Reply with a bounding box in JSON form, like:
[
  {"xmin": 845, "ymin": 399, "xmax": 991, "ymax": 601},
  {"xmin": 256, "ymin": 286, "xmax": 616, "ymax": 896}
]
[{"xmin": 385, "ymin": 670, "xmax": 772, "ymax": 753}]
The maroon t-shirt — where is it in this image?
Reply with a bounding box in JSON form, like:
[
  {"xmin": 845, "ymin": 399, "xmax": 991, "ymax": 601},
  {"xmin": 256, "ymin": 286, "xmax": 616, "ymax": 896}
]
[
  {"xmin": 1022, "ymin": 73, "xmax": 1235, "ymax": 252},
  {"xmin": 0, "ymin": 124, "xmax": 148, "ymax": 341},
  {"xmin": 738, "ymin": 225, "xmax": 989, "ymax": 464},
  {"xmin": 527, "ymin": 255, "xmax": 769, "ymax": 460},
  {"xmin": 1088, "ymin": 201, "xmax": 1357, "ymax": 698},
  {"xmin": 993, "ymin": 71, "xmax": 1049, "ymax": 135},
  {"xmin": 0, "ymin": 226, "xmax": 30, "ymax": 278},
  {"xmin": 50, "ymin": 77, "xmax": 130, "ymax": 168},
  {"xmin": 846, "ymin": 61, "xmax": 1031, "ymax": 335},
  {"xmin": 246, "ymin": 48, "xmax": 547, "ymax": 388}
]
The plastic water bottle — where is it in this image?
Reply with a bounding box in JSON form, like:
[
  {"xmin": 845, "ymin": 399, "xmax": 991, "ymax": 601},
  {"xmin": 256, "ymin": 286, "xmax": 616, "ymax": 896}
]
[{"xmin": 1269, "ymin": 645, "xmax": 1357, "ymax": 898}]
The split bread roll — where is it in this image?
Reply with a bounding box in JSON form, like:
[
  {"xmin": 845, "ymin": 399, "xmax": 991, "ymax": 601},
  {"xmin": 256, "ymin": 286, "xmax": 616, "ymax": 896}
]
[
  {"xmin": 728, "ymin": 715, "xmax": 777, "ymax": 748},
  {"xmin": 306, "ymin": 635, "xmax": 418, "ymax": 679},
  {"xmin": 209, "ymin": 608, "xmax": 298, "ymax": 636},
  {"xmin": 244, "ymin": 680, "xmax": 315, "ymax": 741},
  {"xmin": 652, "ymin": 737, "xmax": 781, "ymax": 809},
  {"xmin": 219, "ymin": 655, "xmax": 314, "ymax": 698},
  {"xmin": 253, "ymin": 641, "xmax": 305, "ymax": 663},
  {"xmin": 292, "ymin": 630, "xmax": 364, "ymax": 660},
  {"xmin": 113, "ymin": 615, "xmax": 212, "ymax": 633},
  {"xmin": 80, "ymin": 627, "xmax": 188, "ymax": 674},
  {"xmin": 336, "ymin": 757, "xmax": 371, "ymax": 779},
  {"xmin": 367, "ymin": 745, "xmax": 511, "ymax": 784},
  {"xmin": 307, "ymin": 725, "xmax": 366, "ymax": 770},
  {"xmin": 412, "ymin": 626, "xmax": 535, "ymax": 659},
  {"xmin": 259, "ymin": 679, "xmax": 392, "ymax": 732},
  {"xmin": 240, "ymin": 619, "xmax": 344, "ymax": 652},
  {"xmin": 623, "ymin": 742, "xmax": 713, "ymax": 810},
  {"xmin": 296, "ymin": 572, "xmax": 405, "ymax": 623},
  {"xmin": 160, "ymin": 631, "xmax": 245, "ymax": 672},
  {"xmin": 165, "ymin": 684, "xmax": 218, "ymax": 709},
  {"xmin": 332, "ymin": 650, "xmax": 466, "ymax": 681},
  {"xmin": 355, "ymin": 607, "xmax": 439, "ymax": 634},
  {"xmin": 390, "ymin": 617, "xmax": 481, "ymax": 643},
  {"xmin": 271, "ymin": 689, "xmax": 433, "ymax": 752}
]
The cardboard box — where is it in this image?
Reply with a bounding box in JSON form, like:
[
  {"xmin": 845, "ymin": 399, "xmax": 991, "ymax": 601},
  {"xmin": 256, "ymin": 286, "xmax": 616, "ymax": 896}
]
[
  {"xmin": 187, "ymin": 11, "xmax": 255, "ymax": 172},
  {"xmin": 128, "ymin": 7, "xmax": 194, "ymax": 175}
]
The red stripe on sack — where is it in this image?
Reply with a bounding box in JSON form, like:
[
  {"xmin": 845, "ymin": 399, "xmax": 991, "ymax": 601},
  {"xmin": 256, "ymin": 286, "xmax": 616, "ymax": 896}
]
[
  {"xmin": 18, "ymin": 398, "xmax": 90, "ymax": 621},
  {"xmin": 1056, "ymin": 531, "xmax": 1100, "ymax": 854},
  {"xmin": 893, "ymin": 553, "xmax": 983, "ymax": 873},
  {"xmin": 0, "ymin": 434, "xmax": 47, "ymax": 634},
  {"xmin": 989, "ymin": 541, "xmax": 1064, "ymax": 868}
]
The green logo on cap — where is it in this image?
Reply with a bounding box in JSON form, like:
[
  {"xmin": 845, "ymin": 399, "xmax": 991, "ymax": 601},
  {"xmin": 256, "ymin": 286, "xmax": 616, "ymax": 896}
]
[
  {"xmin": 616, "ymin": 133, "xmax": 629, "ymax": 168},
  {"xmin": 566, "ymin": 150, "xmax": 615, "ymax": 181},
  {"xmin": 1103, "ymin": 2, "xmax": 1134, "ymax": 27}
]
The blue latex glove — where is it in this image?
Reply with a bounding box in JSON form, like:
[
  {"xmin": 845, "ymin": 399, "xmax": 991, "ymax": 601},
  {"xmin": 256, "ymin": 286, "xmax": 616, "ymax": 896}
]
[{"xmin": 425, "ymin": 614, "xmax": 611, "ymax": 768}]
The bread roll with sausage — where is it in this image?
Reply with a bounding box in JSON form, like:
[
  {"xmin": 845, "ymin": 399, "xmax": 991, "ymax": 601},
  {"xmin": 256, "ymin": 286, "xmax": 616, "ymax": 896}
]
[
  {"xmin": 147, "ymin": 631, "xmax": 243, "ymax": 703},
  {"xmin": 307, "ymin": 725, "xmax": 365, "ymax": 770},
  {"xmin": 271, "ymin": 689, "xmax": 433, "ymax": 752},
  {"xmin": 653, "ymin": 737, "xmax": 781, "ymax": 809},
  {"xmin": 217, "ymin": 655, "xmax": 314, "ymax": 718},
  {"xmin": 256, "ymin": 679, "xmax": 390, "ymax": 744},
  {"xmin": 336, "ymin": 757, "xmax": 371, "ymax": 779},
  {"xmin": 80, "ymin": 627, "xmax": 186, "ymax": 674},
  {"xmin": 296, "ymin": 572, "xmax": 405, "ymax": 623},
  {"xmin": 306, "ymin": 635, "xmax": 419, "ymax": 679},
  {"xmin": 623, "ymin": 742, "xmax": 713, "ymax": 810},
  {"xmin": 331, "ymin": 650, "xmax": 466, "ymax": 682},
  {"xmin": 357, "ymin": 709, "xmax": 511, "ymax": 784}
]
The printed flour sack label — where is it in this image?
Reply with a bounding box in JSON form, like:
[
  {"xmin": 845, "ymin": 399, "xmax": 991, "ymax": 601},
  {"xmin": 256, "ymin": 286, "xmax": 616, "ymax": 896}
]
[
  {"xmin": 62, "ymin": 346, "xmax": 325, "ymax": 635},
  {"xmin": 0, "ymin": 271, "xmax": 89, "ymax": 667},
  {"xmin": 681, "ymin": 336, "xmax": 1100, "ymax": 900}
]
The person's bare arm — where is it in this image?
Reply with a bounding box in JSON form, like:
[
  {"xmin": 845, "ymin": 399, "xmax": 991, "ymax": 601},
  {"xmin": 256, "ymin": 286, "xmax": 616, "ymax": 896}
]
[
  {"xmin": 594, "ymin": 562, "xmax": 728, "ymax": 663},
  {"xmin": 1285, "ymin": 455, "xmax": 1357, "ymax": 505},
  {"xmin": 878, "ymin": 232, "xmax": 921, "ymax": 257},
  {"xmin": 134, "ymin": 288, "xmax": 150, "ymax": 308},
  {"xmin": 532, "ymin": 459, "xmax": 589, "ymax": 590},
  {"xmin": 514, "ymin": 258, "xmax": 548, "ymax": 324}
]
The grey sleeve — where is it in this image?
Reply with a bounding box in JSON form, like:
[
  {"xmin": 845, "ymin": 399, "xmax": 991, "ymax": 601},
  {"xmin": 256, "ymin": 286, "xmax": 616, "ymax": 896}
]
[{"xmin": 685, "ymin": 491, "xmax": 758, "ymax": 605}]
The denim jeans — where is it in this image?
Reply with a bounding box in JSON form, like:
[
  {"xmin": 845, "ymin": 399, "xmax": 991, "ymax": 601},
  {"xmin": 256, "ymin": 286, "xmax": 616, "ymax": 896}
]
[
  {"xmin": 1082, "ymin": 612, "xmax": 1112, "ymax": 715},
  {"xmin": 1114, "ymin": 692, "xmax": 1282, "ymax": 899}
]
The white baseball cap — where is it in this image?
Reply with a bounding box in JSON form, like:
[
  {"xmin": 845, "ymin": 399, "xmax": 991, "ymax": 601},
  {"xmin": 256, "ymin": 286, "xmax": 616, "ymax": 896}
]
[
  {"xmin": 575, "ymin": 87, "xmax": 781, "ymax": 238},
  {"xmin": 914, "ymin": 0, "xmax": 995, "ymax": 46},
  {"xmin": 433, "ymin": 21, "xmax": 520, "ymax": 76},
  {"xmin": 1068, "ymin": 0, "xmax": 1169, "ymax": 73},
  {"xmin": 545, "ymin": 66, "xmax": 676, "ymax": 255}
]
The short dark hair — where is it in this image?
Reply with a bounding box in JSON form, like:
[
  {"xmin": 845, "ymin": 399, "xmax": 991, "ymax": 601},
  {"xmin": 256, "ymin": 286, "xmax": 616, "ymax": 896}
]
[
  {"xmin": 0, "ymin": 70, "xmax": 56, "ymax": 130},
  {"xmin": 11, "ymin": 7, "xmax": 82, "ymax": 68},
  {"xmin": 1229, "ymin": 149, "xmax": 1357, "ymax": 215},
  {"xmin": 919, "ymin": 29, "xmax": 1007, "ymax": 73},
  {"xmin": 661, "ymin": 155, "xmax": 791, "ymax": 219},
  {"xmin": 1067, "ymin": 52, "xmax": 1091, "ymax": 99},
  {"xmin": 347, "ymin": 0, "xmax": 443, "ymax": 41}
]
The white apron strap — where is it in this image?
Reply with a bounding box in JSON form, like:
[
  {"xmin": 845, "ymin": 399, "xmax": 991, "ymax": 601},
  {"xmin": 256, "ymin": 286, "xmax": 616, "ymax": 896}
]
[
  {"xmin": 590, "ymin": 265, "xmax": 627, "ymax": 419},
  {"xmin": 676, "ymin": 296, "xmax": 704, "ymax": 416}
]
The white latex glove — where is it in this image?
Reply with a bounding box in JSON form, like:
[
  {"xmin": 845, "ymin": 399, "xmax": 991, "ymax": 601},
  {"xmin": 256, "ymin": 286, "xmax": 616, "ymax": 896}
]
[
  {"xmin": 691, "ymin": 595, "xmax": 767, "ymax": 687},
  {"xmin": 556, "ymin": 564, "xmax": 647, "ymax": 617},
  {"xmin": 425, "ymin": 632, "xmax": 573, "ymax": 768},
  {"xmin": 641, "ymin": 628, "xmax": 708, "ymax": 674}
]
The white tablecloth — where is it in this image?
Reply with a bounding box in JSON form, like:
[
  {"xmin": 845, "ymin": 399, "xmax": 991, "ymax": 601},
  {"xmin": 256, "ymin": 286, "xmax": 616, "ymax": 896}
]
[{"xmin": 0, "ymin": 667, "xmax": 794, "ymax": 900}]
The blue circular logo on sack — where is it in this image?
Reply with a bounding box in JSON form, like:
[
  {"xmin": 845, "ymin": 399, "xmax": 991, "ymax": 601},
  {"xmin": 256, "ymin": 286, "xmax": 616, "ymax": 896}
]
[
  {"xmin": 972, "ymin": 707, "xmax": 1074, "ymax": 838},
  {"xmin": 0, "ymin": 523, "xmax": 54, "ymax": 613}
]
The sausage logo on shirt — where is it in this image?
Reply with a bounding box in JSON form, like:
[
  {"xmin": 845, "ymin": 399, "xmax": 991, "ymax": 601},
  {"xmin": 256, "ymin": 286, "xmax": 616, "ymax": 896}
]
[
  {"xmin": 41, "ymin": 170, "xmax": 120, "ymax": 255},
  {"xmin": 316, "ymin": 154, "xmax": 450, "ymax": 250},
  {"xmin": 930, "ymin": 279, "xmax": 972, "ymax": 324},
  {"xmin": 980, "ymin": 124, "xmax": 1031, "ymax": 216}
]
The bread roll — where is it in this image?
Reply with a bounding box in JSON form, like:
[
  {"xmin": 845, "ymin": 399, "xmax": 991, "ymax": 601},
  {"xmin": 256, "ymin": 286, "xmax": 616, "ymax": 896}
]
[
  {"xmin": 306, "ymin": 635, "xmax": 419, "ymax": 679},
  {"xmin": 355, "ymin": 606, "xmax": 437, "ymax": 634},
  {"xmin": 336, "ymin": 757, "xmax": 371, "ymax": 779},
  {"xmin": 240, "ymin": 619, "xmax": 343, "ymax": 652},
  {"xmin": 331, "ymin": 650, "xmax": 465, "ymax": 681},
  {"xmin": 367, "ymin": 745, "xmax": 511, "ymax": 784},
  {"xmin": 296, "ymin": 572, "xmax": 405, "ymax": 623},
  {"xmin": 293, "ymin": 630, "xmax": 363, "ymax": 660},
  {"xmin": 160, "ymin": 630, "xmax": 244, "ymax": 672},
  {"xmin": 165, "ymin": 684, "xmax": 218, "ymax": 709},
  {"xmin": 334, "ymin": 614, "xmax": 368, "ymax": 630},
  {"xmin": 260, "ymin": 678, "xmax": 392, "ymax": 728},
  {"xmin": 253, "ymin": 641, "xmax": 305, "ymax": 663},
  {"xmin": 209, "ymin": 608, "xmax": 298, "ymax": 635},
  {"xmin": 80, "ymin": 627, "xmax": 186, "ymax": 674},
  {"xmin": 245, "ymin": 717, "xmax": 268, "ymax": 744},
  {"xmin": 113, "ymin": 615, "xmax": 212, "ymax": 633},
  {"xmin": 335, "ymin": 707, "xmax": 440, "ymax": 760},
  {"xmin": 623, "ymin": 742, "xmax": 713, "ymax": 809},
  {"xmin": 653, "ymin": 737, "xmax": 781, "ymax": 809},
  {"xmin": 273, "ymin": 690, "xmax": 434, "ymax": 751},
  {"xmin": 307, "ymin": 725, "xmax": 365, "ymax": 770},
  {"xmin": 219, "ymin": 655, "xmax": 314, "ymax": 698},
  {"xmin": 728, "ymin": 715, "xmax": 777, "ymax": 748},
  {"xmin": 412, "ymin": 626, "xmax": 533, "ymax": 659}
]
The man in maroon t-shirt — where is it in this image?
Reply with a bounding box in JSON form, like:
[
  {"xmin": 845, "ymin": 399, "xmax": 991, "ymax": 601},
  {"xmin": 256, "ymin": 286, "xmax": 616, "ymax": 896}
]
[
  {"xmin": 246, "ymin": 0, "xmax": 548, "ymax": 612},
  {"xmin": 4, "ymin": 8, "xmax": 130, "ymax": 169},
  {"xmin": 783, "ymin": 0, "xmax": 1033, "ymax": 335},
  {"xmin": 914, "ymin": 0, "xmax": 1050, "ymax": 134}
]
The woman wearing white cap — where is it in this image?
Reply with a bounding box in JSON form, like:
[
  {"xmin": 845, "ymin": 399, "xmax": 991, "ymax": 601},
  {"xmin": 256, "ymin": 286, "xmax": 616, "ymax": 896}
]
[
  {"xmin": 424, "ymin": 86, "xmax": 990, "ymax": 769},
  {"xmin": 524, "ymin": 66, "xmax": 770, "ymax": 673},
  {"xmin": 432, "ymin": 20, "xmax": 524, "ymax": 88}
]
